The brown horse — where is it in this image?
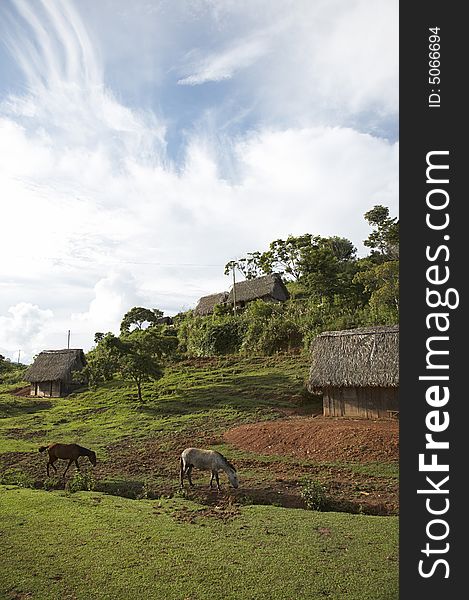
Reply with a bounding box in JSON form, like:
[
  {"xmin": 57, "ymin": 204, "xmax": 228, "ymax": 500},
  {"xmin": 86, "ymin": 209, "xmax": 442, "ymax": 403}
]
[{"xmin": 39, "ymin": 443, "xmax": 97, "ymax": 478}]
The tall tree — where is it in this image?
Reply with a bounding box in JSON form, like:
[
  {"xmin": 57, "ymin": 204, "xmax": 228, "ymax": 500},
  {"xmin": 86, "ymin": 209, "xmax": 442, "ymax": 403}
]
[
  {"xmin": 364, "ymin": 205, "xmax": 399, "ymax": 260},
  {"xmin": 120, "ymin": 307, "xmax": 164, "ymax": 334},
  {"xmin": 224, "ymin": 252, "xmax": 266, "ymax": 280},
  {"xmin": 84, "ymin": 325, "xmax": 177, "ymax": 401},
  {"xmin": 117, "ymin": 326, "xmax": 177, "ymax": 402}
]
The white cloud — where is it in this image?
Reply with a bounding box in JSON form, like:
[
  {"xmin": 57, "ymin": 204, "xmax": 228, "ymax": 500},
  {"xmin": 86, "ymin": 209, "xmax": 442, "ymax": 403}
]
[
  {"xmin": 0, "ymin": 0, "xmax": 398, "ymax": 359},
  {"xmin": 0, "ymin": 303, "xmax": 53, "ymax": 362},
  {"xmin": 72, "ymin": 271, "xmax": 144, "ymax": 335},
  {"xmin": 173, "ymin": 0, "xmax": 397, "ymax": 126}
]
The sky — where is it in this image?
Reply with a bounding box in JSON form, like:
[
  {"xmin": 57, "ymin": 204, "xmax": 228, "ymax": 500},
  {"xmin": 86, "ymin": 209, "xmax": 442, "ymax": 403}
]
[{"xmin": 0, "ymin": 0, "xmax": 398, "ymax": 364}]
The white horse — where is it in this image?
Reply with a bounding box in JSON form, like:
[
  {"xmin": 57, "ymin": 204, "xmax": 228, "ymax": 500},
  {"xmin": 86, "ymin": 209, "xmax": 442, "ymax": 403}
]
[{"xmin": 179, "ymin": 448, "xmax": 239, "ymax": 491}]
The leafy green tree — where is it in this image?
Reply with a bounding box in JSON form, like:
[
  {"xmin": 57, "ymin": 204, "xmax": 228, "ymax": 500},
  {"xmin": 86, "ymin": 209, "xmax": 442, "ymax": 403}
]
[
  {"xmin": 364, "ymin": 205, "xmax": 399, "ymax": 260},
  {"xmin": 322, "ymin": 236, "xmax": 356, "ymax": 262},
  {"xmin": 81, "ymin": 333, "xmax": 121, "ymax": 388},
  {"xmin": 264, "ymin": 235, "xmax": 313, "ymax": 280},
  {"xmin": 120, "ymin": 307, "xmax": 164, "ymax": 334},
  {"xmin": 84, "ymin": 323, "xmax": 177, "ymax": 401},
  {"xmin": 354, "ymin": 260, "xmax": 399, "ymax": 315},
  {"xmin": 224, "ymin": 252, "xmax": 266, "ymax": 280},
  {"xmin": 117, "ymin": 326, "xmax": 178, "ymax": 402}
]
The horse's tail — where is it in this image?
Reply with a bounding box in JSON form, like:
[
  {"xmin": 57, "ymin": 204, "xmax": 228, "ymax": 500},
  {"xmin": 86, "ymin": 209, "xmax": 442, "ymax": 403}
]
[
  {"xmin": 179, "ymin": 455, "xmax": 184, "ymax": 487},
  {"xmin": 38, "ymin": 446, "xmax": 48, "ymax": 453}
]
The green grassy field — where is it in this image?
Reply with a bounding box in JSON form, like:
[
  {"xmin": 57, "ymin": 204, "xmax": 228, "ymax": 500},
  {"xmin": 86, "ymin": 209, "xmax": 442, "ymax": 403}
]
[
  {"xmin": 1, "ymin": 487, "xmax": 398, "ymax": 600},
  {"xmin": 0, "ymin": 353, "xmax": 399, "ymax": 599}
]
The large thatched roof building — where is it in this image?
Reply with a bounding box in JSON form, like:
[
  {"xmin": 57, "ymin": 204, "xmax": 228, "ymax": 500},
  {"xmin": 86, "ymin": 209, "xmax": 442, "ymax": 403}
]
[
  {"xmin": 194, "ymin": 292, "xmax": 229, "ymax": 316},
  {"xmin": 226, "ymin": 274, "xmax": 289, "ymax": 307},
  {"xmin": 24, "ymin": 349, "xmax": 86, "ymax": 398},
  {"xmin": 308, "ymin": 325, "xmax": 399, "ymax": 419}
]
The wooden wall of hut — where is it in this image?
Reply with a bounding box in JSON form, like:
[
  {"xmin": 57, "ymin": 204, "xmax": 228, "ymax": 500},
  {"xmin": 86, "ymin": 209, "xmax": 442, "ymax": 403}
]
[
  {"xmin": 31, "ymin": 381, "xmax": 61, "ymax": 398},
  {"xmin": 322, "ymin": 386, "xmax": 398, "ymax": 419}
]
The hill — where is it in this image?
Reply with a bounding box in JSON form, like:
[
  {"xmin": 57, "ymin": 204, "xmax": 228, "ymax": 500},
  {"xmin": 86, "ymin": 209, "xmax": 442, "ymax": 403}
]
[{"xmin": 0, "ymin": 352, "xmax": 397, "ymax": 514}]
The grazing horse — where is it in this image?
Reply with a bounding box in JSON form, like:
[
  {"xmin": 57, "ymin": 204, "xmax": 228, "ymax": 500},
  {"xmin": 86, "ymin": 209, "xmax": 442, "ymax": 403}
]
[
  {"xmin": 179, "ymin": 448, "xmax": 239, "ymax": 491},
  {"xmin": 39, "ymin": 443, "xmax": 97, "ymax": 478}
]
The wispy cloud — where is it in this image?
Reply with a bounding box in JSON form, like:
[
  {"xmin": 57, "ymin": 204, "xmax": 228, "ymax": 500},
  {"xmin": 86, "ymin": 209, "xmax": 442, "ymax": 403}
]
[
  {"xmin": 3, "ymin": 0, "xmax": 101, "ymax": 90},
  {"xmin": 177, "ymin": 36, "xmax": 270, "ymax": 85},
  {"xmin": 1, "ymin": 0, "xmax": 166, "ymax": 162},
  {"xmin": 0, "ymin": 0, "xmax": 398, "ymax": 362}
]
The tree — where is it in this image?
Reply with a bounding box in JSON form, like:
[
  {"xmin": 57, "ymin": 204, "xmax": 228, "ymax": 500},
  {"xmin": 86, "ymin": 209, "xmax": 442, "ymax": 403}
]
[
  {"xmin": 84, "ymin": 319, "xmax": 177, "ymax": 401},
  {"xmin": 116, "ymin": 327, "xmax": 178, "ymax": 402},
  {"xmin": 354, "ymin": 260, "xmax": 399, "ymax": 314},
  {"xmin": 264, "ymin": 235, "xmax": 313, "ymax": 280},
  {"xmin": 364, "ymin": 205, "xmax": 399, "ymax": 260},
  {"xmin": 224, "ymin": 252, "xmax": 266, "ymax": 280},
  {"xmin": 322, "ymin": 236, "xmax": 356, "ymax": 262},
  {"xmin": 81, "ymin": 333, "xmax": 121, "ymax": 388},
  {"xmin": 120, "ymin": 307, "xmax": 164, "ymax": 334}
]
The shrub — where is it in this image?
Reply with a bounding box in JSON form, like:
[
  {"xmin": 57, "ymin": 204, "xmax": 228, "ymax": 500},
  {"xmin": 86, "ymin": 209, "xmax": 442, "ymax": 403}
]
[
  {"xmin": 177, "ymin": 315, "xmax": 244, "ymax": 357},
  {"xmin": 0, "ymin": 468, "xmax": 35, "ymax": 488},
  {"xmin": 65, "ymin": 471, "xmax": 95, "ymax": 494},
  {"xmin": 300, "ymin": 479, "xmax": 327, "ymax": 511}
]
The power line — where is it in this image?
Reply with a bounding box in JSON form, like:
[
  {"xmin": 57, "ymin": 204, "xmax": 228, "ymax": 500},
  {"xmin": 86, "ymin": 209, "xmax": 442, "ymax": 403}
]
[{"xmin": 12, "ymin": 255, "xmax": 225, "ymax": 268}]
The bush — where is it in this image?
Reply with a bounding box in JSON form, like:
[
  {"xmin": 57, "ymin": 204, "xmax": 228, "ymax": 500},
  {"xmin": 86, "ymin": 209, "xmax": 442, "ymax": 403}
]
[
  {"xmin": 300, "ymin": 479, "xmax": 327, "ymax": 511},
  {"xmin": 65, "ymin": 471, "xmax": 96, "ymax": 494},
  {"xmin": 0, "ymin": 468, "xmax": 35, "ymax": 488},
  {"xmin": 177, "ymin": 315, "xmax": 244, "ymax": 357}
]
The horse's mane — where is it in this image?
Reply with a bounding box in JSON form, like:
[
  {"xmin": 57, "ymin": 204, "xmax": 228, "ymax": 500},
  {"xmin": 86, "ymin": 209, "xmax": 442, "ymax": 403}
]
[
  {"xmin": 214, "ymin": 451, "xmax": 237, "ymax": 472},
  {"xmin": 77, "ymin": 445, "xmax": 94, "ymax": 455}
]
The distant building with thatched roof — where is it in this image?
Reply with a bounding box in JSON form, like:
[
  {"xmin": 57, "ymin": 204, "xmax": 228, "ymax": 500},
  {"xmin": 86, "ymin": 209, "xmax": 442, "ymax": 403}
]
[
  {"xmin": 24, "ymin": 349, "xmax": 86, "ymax": 398},
  {"xmin": 226, "ymin": 274, "xmax": 290, "ymax": 309},
  {"xmin": 194, "ymin": 292, "xmax": 229, "ymax": 316},
  {"xmin": 307, "ymin": 325, "xmax": 399, "ymax": 419},
  {"xmin": 193, "ymin": 274, "xmax": 290, "ymax": 316}
]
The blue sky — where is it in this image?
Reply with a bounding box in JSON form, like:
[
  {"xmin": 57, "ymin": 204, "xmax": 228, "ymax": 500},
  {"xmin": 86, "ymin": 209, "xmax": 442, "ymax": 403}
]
[{"xmin": 0, "ymin": 0, "xmax": 398, "ymax": 363}]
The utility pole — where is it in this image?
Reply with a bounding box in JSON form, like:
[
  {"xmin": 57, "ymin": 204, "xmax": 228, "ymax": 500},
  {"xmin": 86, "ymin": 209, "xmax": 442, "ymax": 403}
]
[
  {"xmin": 232, "ymin": 265, "xmax": 237, "ymax": 316},
  {"xmin": 67, "ymin": 330, "xmax": 71, "ymax": 349},
  {"xmin": 17, "ymin": 350, "xmax": 21, "ymax": 365}
]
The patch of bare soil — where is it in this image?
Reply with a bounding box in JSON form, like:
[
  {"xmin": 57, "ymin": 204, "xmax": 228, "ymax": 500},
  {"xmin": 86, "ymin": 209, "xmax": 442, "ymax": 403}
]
[
  {"xmin": 11, "ymin": 387, "xmax": 31, "ymax": 397},
  {"xmin": 169, "ymin": 499, "xmax": 241, "ymax": 524},
  {"xmin": 224, "ymin": 416, "xmax": 399, "ymax": 463}
]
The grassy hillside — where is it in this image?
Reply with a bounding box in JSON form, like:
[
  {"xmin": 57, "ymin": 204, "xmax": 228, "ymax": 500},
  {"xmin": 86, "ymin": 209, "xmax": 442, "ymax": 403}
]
[
  {"xmin": 0, "ymin": 354, "xmax": 313, "ymax": 454},
  {"xmin": 0, "ymin": 353, "xmax": 397, "ymax": 511},
  {"xmin": 0, "ymin": 352, "xmax": 399, "ymax": 599}
]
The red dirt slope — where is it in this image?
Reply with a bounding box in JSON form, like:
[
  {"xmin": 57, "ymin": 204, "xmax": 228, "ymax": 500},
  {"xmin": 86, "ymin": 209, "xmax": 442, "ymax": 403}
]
[{"xmin": 224, "ymin": 416, "xmax": 399, "ymax": 463}]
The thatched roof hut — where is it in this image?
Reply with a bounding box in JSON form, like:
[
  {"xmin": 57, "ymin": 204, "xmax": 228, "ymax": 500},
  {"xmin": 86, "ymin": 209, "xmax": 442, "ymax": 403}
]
[
  {"xmin": 308, "ymin": 326, "xmax": 399, "ymax": 418},
  {"xmin": 226, "ymin": 274, "xmax": 289, "ymax": 306},
  {"xmin": 24, "ymin": 349, "xmax": 86, "ymax": 397},
  {"xmin": 194, "ymin": 292, "xmax": 229, "ymax": 316}
]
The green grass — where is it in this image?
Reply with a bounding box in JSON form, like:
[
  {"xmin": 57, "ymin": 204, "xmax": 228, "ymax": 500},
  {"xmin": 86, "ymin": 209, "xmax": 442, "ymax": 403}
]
[
  {"xmin": 0, "ymin": 354, "xmax": 315, "ymax": 454},
  {"xmin": 0, "ymin": 486, "xmax": 398, "ymax": 600},
  {"xmin": 0, "ymin": 353, "xmax": 398, "ymax": 597}
]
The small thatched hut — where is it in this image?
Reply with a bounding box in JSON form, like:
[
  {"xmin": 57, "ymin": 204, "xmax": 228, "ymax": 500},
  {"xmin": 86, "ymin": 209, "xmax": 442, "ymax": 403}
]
[
  {"xmin": 226, "ymin": 274, "xmax": 290, "ymax": 308},
  {"xmin": 24, "ymin": 349, "xmax": 87, "ymax": 398},
  {"xmin": 194, "ymin": 292, "xmax": 229, "ymax": 316},
  {"xmin": 308, "ymin": 325, "xmax": 399, "ymax": 419}
]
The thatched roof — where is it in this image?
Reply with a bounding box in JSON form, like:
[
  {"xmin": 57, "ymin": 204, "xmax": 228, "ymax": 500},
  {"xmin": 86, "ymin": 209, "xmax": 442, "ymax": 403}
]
[
  {"xmin": 227, "ymin": 274, "xmax": 289, "ymax": 304},
  {"xmin": 308, "ymin": 325, "xmax": 399, "ymax": 391},
  {"xmin": 24, "ymin": 349, "xmax": 86, "ymax": 382},
  {"xmin": 194, "ymin": 292, "xmax": 229, "ymax": 316}
]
